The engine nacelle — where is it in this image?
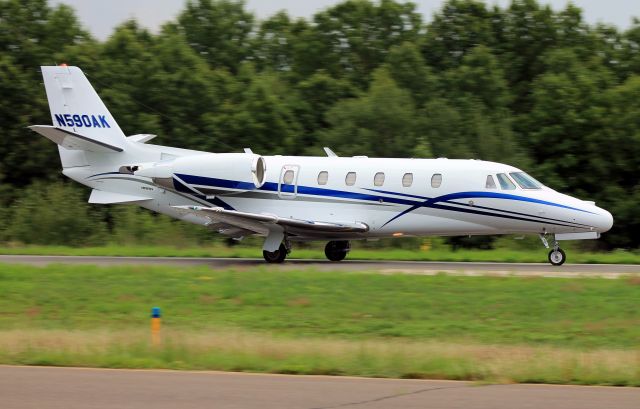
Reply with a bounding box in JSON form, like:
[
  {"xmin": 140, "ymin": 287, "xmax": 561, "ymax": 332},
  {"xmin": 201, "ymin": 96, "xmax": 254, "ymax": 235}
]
[{"xmin": 133, "ymin": 153, "xmax": 266, "ymax": 196}]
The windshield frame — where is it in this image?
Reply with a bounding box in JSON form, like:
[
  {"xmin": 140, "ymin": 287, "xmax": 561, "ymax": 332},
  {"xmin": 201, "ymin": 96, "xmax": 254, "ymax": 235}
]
[
  {"xmin": 509, "ymin": 172, "xmax": 543, "ymax": 190},
  {"xmin": 496, "ymin": 173, "xmax": 517, "ymax": 190}
]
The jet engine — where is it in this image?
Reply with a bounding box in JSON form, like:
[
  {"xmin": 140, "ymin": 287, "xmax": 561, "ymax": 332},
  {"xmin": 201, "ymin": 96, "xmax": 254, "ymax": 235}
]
[{"xmin": 132, "ymin": 153, "xmax": 266, "ymax": 196}]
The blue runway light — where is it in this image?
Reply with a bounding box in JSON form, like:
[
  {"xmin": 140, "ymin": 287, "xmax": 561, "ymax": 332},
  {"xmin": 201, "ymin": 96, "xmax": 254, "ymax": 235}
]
[{"xmin": 151, "ymin": 307, "xmax": 161, "ymax": 318}]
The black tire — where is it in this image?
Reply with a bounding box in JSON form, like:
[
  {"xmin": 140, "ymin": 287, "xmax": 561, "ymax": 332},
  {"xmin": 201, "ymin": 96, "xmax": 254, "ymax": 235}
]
[
  {"xmin": 263, "ymin": 244, "xmax": 287, "ymax": 263},
  {"xmin": 548, "ymin": 248, "xmax": 566, "ymax": 266},
  {"xmin": 325, "ymin": 240, "xmax": 350, "ymax": 262}
]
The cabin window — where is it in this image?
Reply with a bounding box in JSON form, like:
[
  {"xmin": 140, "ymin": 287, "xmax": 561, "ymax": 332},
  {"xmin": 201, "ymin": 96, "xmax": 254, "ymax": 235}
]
[
  {"xmin": 283, "ymin": 170, "xmax": 294, "ymax": 185},
  {"xmin": 431, "ymin": 173, "xmax": 442, "ymax": 188},
  {"xmin": 496, "ymin": 173, "xmax": 516, "ymax": 190},
  {"xmin": 374, "ymin": 172, "xmax": 385, "ymax": 186},
  {"xmin": 509, "ymin": 172, "xmax": 542, "ymax": 190},
  {"xmin": 485, "ymin": 175, "xmax": 497, "ymax": 189},
  {"xmin": 402, "ymin": 173, "xmax": 413, "ymax": 187},
  {"xmin": 317, "ymin": 171, "xmax": 328, "ymax": 185},
  {"xmin": 345, "ymin": 172, "xmax": 357, "ymax": 186}
]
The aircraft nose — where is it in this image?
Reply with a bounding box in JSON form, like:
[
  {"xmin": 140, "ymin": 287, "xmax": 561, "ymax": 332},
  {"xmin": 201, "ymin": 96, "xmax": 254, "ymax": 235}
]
[{"xmin": 594, "ymin": 207, "xmax": 614, "ymax": 233}]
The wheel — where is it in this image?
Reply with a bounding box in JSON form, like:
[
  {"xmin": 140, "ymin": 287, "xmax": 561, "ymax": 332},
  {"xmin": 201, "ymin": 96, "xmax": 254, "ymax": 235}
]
[
  {"xmin": 263, "ymin": 243, "xmax": 287, "ymax": 263},
  {"xmin": 324, "ymin": 240, "xmax": 350, "ymax": 262},
  {"xmin": 548, "ymin": 248, "xmax": 566, "ymax": 266}
]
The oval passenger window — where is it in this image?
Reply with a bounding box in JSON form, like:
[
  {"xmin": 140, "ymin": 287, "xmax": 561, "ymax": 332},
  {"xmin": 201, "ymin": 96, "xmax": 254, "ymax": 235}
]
[
  {"xmin": 283, "ymin": 170, "xmax": 294, "ymax": 185},
  {"xmin": 431, "ymin": 173, "xmax": 442, "ymax": 188},
  {"xmin": 317, "ymin": 171, "xmax": 328, "ymax": 185},
  {"xmin": 374, "ymin": 172, "xmax": 385, "ymax": 187},
  {"xmin": 402, "ymin": 173, "xmax": 413, "ymax": 187},
  {"xmin": 345, "ymin": 172, "xmax": 357, "ymax": 186}
]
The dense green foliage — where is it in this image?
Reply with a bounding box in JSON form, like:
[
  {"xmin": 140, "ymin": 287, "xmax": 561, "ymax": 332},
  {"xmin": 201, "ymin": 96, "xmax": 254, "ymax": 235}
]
[{"xmin": 1, "ymin": 0, "xmax": 638, "ymax": 248}]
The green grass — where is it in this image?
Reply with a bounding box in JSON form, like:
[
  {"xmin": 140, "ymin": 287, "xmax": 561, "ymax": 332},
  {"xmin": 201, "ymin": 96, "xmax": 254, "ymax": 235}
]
[
  {"xmin": 0, "ymin": 263, "xmax": 639, "ymax": 385},
  {"xmin": 1, "ymin": 244, "xmax": 639, "ymax": 264},
  {"xmin": 1, "ymin": 263, "xmax": 639, "ymax": 347},
  {"xmin": 1, "ymin": 329, "xmax": 638, "ymax": 386}
]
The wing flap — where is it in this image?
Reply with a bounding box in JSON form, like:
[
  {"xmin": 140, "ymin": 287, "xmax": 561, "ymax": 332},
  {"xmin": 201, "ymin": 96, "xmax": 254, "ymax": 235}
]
[
  {"xmin": 89, "ymin": 189, "xmax": 152, "ymax": 204},
  {"xmin": 173, "ymin": 206, "xmax": 271, "ymax": 235},
  {"xmin": 172, "ymin": 206, "xmax": 369, "ymax": 235},
  {"xmin": 29, "ymin": 125, "xmax": 124, "ymax": 152}
]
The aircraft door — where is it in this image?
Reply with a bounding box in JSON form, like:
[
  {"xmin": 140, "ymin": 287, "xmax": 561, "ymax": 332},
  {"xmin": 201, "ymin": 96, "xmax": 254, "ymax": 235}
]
[{"xmin": 278, "ymin": 165, "xmax": 299, "ymax": 199}]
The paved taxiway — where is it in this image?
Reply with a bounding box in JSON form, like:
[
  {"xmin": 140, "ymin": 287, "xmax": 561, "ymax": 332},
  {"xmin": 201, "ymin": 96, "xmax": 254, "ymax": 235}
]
[
  {"xmin": 1, "ymin": 255, "xmax": 638, "ymax": 277},
  {"xmin": 1, "ymin": 366, "xmax": 639, "ymax": 409}
]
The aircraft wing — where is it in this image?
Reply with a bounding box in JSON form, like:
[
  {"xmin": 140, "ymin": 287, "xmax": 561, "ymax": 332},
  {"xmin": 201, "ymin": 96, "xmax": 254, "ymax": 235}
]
[{"xmin": 172, "ymin": 205, "xmax": 369, "ymax": 237}]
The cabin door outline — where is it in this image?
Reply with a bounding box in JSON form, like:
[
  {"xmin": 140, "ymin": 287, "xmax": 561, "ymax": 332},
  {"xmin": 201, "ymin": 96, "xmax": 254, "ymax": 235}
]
[{"xmin": 278, "ymin": 165, "xmax": 299, "ymax": 199}]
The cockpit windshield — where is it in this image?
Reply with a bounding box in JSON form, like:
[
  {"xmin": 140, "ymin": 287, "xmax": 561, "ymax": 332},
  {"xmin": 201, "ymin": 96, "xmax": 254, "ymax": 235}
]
[
  {"xmin": 509, "ymin": 172, "xmax": 542, "ymax": 190},
  {"xmin": 496, "ymin": 173, "xmax": 516, "ymax": 190}
]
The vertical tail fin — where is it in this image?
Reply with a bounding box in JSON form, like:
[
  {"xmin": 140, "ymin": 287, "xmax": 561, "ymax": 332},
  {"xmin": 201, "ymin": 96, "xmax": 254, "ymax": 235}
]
[{"xmin": 39, "ymin": 65, "xmax": 127, "ymax": 166}]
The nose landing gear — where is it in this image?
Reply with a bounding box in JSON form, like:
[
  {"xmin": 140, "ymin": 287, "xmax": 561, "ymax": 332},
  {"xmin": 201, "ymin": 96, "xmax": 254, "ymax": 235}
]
[
  {"xmin": 540, "ymin": 234, "xmax": 566, "ymax": 266},
  {"xmin": 325, "ymin": 240, "xmax": 351, "ymax": 262},
  {"xmin": 548, "ymin": 248, "xmax": 566, "ymax": 266}
]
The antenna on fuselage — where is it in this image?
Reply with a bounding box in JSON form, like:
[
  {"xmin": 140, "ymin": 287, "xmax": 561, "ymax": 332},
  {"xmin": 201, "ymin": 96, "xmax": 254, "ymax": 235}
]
[{"xmin": 323, "ymin": 147, "xmax": 338, "ymax": 157}]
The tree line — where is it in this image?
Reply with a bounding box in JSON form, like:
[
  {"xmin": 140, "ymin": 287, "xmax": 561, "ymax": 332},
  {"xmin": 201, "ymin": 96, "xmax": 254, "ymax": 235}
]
[{"xmin": 0, "ymin": 0, "xmax": 638, "ymax": 248}]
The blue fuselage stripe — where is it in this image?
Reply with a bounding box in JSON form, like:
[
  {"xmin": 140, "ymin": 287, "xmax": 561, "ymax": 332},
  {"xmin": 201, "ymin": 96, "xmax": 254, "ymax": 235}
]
[
  {"xmin": 100, "ymin": 172, "xmax": 592, "ymax": 229},
  {"xmin": 441, "ymin": 200, "xmax": 593, "ymax": 229},
  {"xmin": 176, "ymin": 174, "xmax": 257, "ymax": 191},
  {"xmin": 189, "ymin": 175, "xmax": 592, "ymax": 227},
  {"xmin": 430, "ymin": 191, "xmax": 594, "ymax": 214}
]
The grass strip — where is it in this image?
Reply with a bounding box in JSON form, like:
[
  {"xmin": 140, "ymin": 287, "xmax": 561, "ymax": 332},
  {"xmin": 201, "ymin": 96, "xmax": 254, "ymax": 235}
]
[
  {"xmin": 1, "ymin": 245, "xmax": 639, "ymax": 264},
  {"xmin": 0, "ymin": 329, "xmax": 638, "ymax": 386},
  {"xmin": 1, "ymin": 263, "xmax": 639, "ymax": 348},
  {"xmin": 1, "ymin": 263, "xmax": 639, "ymax": 384}
]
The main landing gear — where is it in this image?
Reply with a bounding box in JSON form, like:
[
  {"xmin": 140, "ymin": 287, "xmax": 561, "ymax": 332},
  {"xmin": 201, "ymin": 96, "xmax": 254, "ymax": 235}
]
[
  {"xmin": 325, "ymin": 240, "xmax": 351, "ymax": 262},
  {"xmin": 540, "ymin": 234, "xmax": 566, "ymax": 266},
  {"xmin": 263, "ymin": 242, "xmax": 290, "ymax": 263},
  {"xmin": 261, "ymin": 239, "xmax": 352, "ymax": 263}
]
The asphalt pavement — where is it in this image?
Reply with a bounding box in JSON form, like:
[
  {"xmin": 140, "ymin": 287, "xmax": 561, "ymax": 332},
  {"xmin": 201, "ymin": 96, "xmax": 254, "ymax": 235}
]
[
  {"xmin": 0, "ymin": 255, "xmax": 639, "ymax": 277},
  {"xmin": 1, "ymin": 366, "xmax": 639, "ymax": 409}
]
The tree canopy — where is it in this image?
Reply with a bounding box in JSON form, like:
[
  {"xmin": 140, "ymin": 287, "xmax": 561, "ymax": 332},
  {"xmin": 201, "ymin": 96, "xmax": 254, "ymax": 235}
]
[{"xmin": 1, "ymin": 0, "xmax": 638, "ymax": 248}]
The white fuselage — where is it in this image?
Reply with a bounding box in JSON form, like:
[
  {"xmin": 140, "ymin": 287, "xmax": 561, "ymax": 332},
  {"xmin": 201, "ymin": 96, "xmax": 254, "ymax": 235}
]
[
  {"xmin": 32, "ymin": 64, "xmax": 613, "ymax": 265},
  {"xmin": 62, "ymin": 142, "xmax": 614, "ymax": 242}
]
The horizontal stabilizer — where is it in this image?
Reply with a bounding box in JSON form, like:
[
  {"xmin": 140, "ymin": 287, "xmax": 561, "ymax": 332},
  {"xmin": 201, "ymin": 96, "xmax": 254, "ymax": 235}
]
[
  {"xmin": 29, "ymin": 125, "xmax": 124, "ymax": 152},
  {"xmin": 127, "ymin": 134, "xmax": 157, "ymax": 143},
  {"xmin": 88, "ymin": 189, "xmax": 152, "ymax": 204}
]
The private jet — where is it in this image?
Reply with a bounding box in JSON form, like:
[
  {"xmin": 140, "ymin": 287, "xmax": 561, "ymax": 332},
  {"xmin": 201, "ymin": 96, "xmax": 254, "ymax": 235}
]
[{"xmin": 30, "ymin": 66, "xmax": 614, "ymax": 265}]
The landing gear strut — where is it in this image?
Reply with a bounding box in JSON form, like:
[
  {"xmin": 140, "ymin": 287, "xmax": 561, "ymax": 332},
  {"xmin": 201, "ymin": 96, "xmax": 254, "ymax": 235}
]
[
  {"xmin": 540, "ymin": 234, "xmax": 566, "ymax": 266},
  {"xmin": 325, "ymin": 240, "xmax": 350, "ymax": 262},
  {"xmin": 263, "ymin": 243, "xmax": 289, "ymax": 263}
]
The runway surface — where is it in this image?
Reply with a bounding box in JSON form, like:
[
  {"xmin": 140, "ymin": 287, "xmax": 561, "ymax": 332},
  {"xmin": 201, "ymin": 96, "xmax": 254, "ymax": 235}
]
[
  {"xmin": 1, "ymin": 365, "xmax": 638, "ymax": 409},
  {"xmin": 1, "ymin": 255, "xmax": 639, "ymax": 277}
]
